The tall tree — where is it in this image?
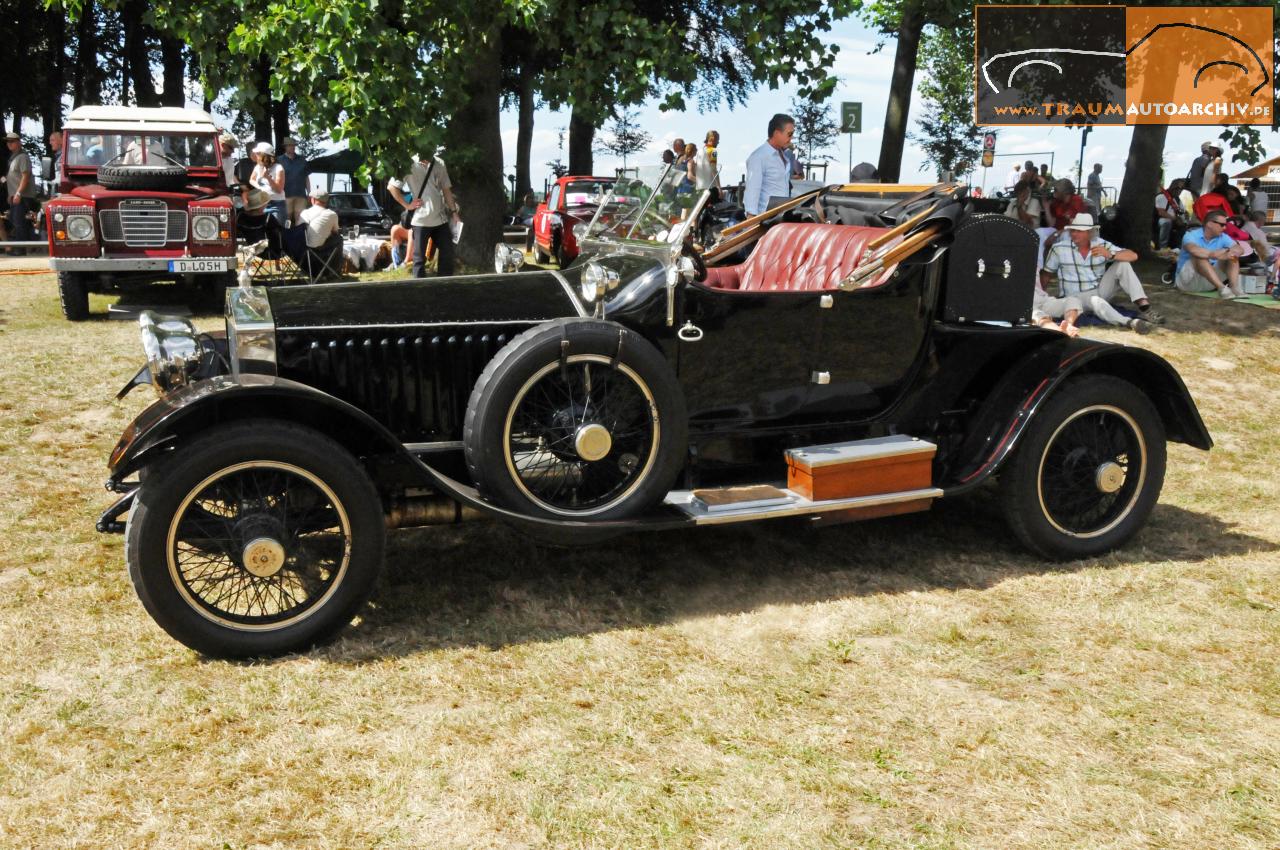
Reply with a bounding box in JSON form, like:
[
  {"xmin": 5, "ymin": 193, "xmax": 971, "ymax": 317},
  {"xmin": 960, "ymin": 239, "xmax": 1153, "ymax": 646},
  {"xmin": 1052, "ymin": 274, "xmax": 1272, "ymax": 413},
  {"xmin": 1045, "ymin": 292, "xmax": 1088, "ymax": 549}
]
[
  {"xmin": 909, "ymin": 24, "xmax": 981, "ymax": 180},
  {"xmin": 860, "ymin": 0, "xmax": 967, "ymax": 182},
  {"xmin": 597, "ymin": 109, "xmax": 652, "ymax": 170},
  {"xmin": 791, "ymin": 97, "xmax": 839, "ymax": 164}
]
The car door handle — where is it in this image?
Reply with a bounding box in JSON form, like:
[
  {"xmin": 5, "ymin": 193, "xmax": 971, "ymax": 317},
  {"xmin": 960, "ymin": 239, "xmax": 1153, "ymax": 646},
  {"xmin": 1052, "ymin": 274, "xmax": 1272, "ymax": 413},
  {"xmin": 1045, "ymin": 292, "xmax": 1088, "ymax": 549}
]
[{"xmin": 678, "ymin": 321, "xmax": 704, "ymax": 342}]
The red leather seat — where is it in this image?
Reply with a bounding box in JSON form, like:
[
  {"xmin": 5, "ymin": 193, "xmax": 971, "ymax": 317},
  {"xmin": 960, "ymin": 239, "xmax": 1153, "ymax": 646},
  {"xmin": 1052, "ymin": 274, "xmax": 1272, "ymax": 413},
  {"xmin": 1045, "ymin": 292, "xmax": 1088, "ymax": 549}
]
[{"xmin": 703, "ymin": 223, "xmax": 891, "ymax": 292}]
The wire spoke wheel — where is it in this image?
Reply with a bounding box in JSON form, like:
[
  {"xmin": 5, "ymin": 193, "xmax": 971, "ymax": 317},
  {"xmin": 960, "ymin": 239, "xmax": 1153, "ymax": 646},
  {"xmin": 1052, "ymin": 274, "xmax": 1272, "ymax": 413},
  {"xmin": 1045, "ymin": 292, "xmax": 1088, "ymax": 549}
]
[
  {"xmin": 504, "ymin": 354, "xmax": 659, "ymax": 515},
  {"xmin": 166, "ymin": 461, "xmax": 352, "ymax": 630},
  {"xmin": 1037, "ymin": 404, "xmax": 1146, "ymax": 537},
  {"xmin": 1001, "ymin": 375, "xmax": 1166, "ymax": 560}
]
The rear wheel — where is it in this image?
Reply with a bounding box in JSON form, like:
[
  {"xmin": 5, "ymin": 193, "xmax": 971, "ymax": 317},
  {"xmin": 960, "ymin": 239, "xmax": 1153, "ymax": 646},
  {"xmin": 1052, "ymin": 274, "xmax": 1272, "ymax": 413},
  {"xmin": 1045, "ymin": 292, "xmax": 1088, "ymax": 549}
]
[
  {"xmin": 125, "ymin": 420, "xmax": 385, "ymax": 657},
  {"xmin": 57, "ymin": 271, "xmax": 89, "ymax": 321},
  {"xmin": 1000, "ymin": 375, "xmax": 1166, "ymax": 559}
]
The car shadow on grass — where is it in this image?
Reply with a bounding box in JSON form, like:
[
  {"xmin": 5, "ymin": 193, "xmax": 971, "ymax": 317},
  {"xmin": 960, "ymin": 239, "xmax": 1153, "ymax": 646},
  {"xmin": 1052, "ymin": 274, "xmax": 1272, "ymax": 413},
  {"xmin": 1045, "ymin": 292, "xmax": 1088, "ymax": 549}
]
[{"xmin": 324, "ymin": 488, "xmax": 1275, "ymax": 661}]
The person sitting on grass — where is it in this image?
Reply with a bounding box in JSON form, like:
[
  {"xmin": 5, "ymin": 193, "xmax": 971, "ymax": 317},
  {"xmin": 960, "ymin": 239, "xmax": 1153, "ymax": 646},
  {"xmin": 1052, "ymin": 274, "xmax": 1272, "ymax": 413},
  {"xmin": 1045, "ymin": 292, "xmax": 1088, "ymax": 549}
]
[
  {"xmin": 1039, "ymin": 213, "xmax": 1163, "ymax": 335},
  {"xmin": 1242, "ymin": 210, "xmax": 1280, "ymax": 284},
  {"xmin": 1175, "ymin": 210, "xmax": 1246, "ymax": 299}
]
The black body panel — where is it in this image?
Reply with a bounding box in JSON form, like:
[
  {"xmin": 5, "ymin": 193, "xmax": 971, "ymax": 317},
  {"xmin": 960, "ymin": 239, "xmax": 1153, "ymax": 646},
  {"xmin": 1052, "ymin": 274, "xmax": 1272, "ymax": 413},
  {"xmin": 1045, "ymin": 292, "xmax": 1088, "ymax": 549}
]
[
  {"xmin": 942, "ymin": 214, "xmax": 1038, "ymax": 325},
  {"xmin": 267, "ymin": 272, "xmax": 583, "ymax": 330}
]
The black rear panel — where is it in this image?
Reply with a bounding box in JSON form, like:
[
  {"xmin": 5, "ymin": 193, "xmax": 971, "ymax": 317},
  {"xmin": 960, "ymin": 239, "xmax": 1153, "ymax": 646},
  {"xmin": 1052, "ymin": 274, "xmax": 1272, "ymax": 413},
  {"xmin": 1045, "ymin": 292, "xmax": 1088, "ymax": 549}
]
[{"xmin": 942, "ymin": 214, "xmax": 1038, "ymax": 325}]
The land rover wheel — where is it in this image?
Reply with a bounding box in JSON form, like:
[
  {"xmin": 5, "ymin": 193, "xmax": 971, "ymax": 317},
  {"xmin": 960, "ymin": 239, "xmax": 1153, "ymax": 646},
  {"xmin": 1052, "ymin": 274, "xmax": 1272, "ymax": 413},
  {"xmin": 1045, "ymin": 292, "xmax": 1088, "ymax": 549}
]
[
  {"xmin": 125, "ymin": 420, "xmax": 385, "ymax": 658},
  {"xmin": 1000, "ymin": 375, "xmax": 1166, "ymax": 560},
  {"xmin": 97, "ymin": 163, "xmax": 189, "ymax": 191},
  {"xmin": 464, "ymin": 320, "xmax": 688, "ymax": 521},
  {"xmin": 57, "ymin": 271, "xmax": 89, "ymax": 321}
]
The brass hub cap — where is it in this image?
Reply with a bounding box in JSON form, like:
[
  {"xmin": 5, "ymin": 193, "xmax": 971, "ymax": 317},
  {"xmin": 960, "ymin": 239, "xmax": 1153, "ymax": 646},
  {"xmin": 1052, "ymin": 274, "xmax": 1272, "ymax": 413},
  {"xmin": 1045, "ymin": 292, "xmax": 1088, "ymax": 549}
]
[
  {"xmin": 242, "ymin": 537, "xmax": 286, "ymax": 577},
  {"xmin": 574, "ymin": 423, "xmax": 613, "ymax": 462},
  {"xmin": 1095, "ymin": 461, "xmax": 1125, "ymax": 494}
]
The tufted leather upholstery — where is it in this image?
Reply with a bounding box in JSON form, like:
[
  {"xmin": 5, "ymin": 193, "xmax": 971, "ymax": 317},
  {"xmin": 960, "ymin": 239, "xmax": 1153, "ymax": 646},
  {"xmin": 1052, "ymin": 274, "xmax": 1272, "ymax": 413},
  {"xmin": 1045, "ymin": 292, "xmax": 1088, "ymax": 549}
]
[{"xmin": 703, "ymin": 223, "xmax": 891, "ymax": 292}]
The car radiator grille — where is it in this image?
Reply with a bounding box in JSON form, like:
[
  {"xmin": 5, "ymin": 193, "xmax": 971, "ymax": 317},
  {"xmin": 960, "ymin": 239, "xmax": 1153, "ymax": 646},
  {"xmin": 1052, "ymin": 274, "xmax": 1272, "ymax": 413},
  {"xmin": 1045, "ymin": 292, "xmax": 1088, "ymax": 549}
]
[
  {"xmin": 277, "ymin": 328, "xmax": 522, "ymax": 442},
  {"xmin": 99, "ymin": 202, "xmax": 187, "ymax": 247}
]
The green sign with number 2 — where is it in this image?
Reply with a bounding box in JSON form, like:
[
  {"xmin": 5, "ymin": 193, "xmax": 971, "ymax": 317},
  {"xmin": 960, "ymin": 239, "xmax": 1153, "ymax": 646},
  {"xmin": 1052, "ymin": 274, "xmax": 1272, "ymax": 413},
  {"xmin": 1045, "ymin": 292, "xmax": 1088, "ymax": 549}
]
[{"xmin": 841, "ymin": 102, "xmax": 862, "ymax": 134}]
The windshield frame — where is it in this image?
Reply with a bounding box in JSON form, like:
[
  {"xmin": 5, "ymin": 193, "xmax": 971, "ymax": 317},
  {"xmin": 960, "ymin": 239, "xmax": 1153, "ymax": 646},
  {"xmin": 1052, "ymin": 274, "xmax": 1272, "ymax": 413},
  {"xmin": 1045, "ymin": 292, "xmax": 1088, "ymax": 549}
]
[
  {"xmin": 63, "ymin": 131, "xmax": 222, "ymax": 172},
  {"xmin": 583, "ymin": 164, "xmax": 714, "ymax": 247}
]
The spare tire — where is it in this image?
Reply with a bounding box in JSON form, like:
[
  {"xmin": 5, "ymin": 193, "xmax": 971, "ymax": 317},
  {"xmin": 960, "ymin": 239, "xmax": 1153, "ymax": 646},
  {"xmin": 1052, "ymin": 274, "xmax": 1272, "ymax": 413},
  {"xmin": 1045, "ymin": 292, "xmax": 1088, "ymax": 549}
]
[
  {"xmin": 97, "ymin": 164, "xmax": 189, "ymax": 191},
  {"xmin": 464, "ymin": 319, "xmax": 688, "ymax": 521}
]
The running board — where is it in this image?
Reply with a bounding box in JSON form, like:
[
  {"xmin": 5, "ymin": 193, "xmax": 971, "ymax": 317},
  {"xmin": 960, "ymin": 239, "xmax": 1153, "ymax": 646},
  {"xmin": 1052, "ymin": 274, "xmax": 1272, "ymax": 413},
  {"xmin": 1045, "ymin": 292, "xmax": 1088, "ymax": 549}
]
[{"xmin": 664, "ymin": 484, "xmax": 943, "ymax": 526}]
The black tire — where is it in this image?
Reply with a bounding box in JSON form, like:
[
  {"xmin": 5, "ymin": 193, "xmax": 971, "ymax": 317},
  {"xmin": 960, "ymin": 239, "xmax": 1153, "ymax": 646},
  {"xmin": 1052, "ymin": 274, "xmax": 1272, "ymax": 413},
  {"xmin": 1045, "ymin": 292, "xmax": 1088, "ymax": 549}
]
[
  {"xmin": 464, "ymin": 319, "xmax": 688, "ymax": 520},
  {"xmin": 57, "ymin": 271, "xmax": 90, "ymax": 321},
  {"xmin": 125, "ymin": 420, "xmax": 385, "ymax": 658},
  {"xmin": 999, "ymin": 375, "xmax": 1166, "ymax": 560},
  {"xmin": 555, "ymin": 235, "xmax": 572, "ymax": 269},
  {"xmin": 97, "ymin": 163, "xmax": 189, "ymax": 191}
]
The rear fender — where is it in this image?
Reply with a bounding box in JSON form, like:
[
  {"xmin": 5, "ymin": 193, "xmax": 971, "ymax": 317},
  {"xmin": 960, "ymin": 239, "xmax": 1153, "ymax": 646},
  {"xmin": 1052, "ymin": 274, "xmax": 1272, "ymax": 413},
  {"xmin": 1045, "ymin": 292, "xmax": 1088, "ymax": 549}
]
[{"xmin": 945, "ymin": 341, "xmax": 1211, "ymax": 494}]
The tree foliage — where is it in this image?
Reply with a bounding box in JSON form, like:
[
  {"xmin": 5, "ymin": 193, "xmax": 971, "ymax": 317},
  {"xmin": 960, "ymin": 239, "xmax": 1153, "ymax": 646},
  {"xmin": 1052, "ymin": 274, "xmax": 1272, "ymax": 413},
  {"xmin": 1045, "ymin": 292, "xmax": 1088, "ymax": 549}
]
[
  {"xmin": 790, "ymin": 98, "xmax": 839, "ymax": 163},
  {"xmin": 909, "ymin": 24, "xmax": 982, "ymax": 179},
  {"xmin": 597, "ymin": 110, "xmax": 653, "ymax": 170}
]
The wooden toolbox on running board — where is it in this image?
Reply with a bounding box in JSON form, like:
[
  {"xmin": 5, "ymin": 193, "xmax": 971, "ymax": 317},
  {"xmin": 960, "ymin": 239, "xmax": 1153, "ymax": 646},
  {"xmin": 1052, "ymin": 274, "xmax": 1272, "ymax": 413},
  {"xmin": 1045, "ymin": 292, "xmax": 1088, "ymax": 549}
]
[{"xmin": 785, "ymin": 435, "xmax": 936, "ymax": 501}]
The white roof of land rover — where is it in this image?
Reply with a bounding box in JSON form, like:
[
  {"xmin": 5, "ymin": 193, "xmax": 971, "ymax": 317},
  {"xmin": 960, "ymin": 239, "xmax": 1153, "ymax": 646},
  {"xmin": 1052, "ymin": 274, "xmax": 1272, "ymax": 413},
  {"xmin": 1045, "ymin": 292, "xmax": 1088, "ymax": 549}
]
[{"xmin": 64, "ymin": 106, "xmax": 219, "ymax": 134}]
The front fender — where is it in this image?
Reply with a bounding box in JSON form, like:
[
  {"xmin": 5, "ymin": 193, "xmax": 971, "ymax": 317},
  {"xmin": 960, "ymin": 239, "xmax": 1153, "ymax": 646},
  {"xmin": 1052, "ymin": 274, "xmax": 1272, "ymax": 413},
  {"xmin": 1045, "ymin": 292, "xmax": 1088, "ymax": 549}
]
[
  {"xmin": 944, "ymin": 340, "xmax": 1211, "ymax": 494},
  {"xmin": 107, "ymin": 374, "xmax": 413, "ymax": 485}
]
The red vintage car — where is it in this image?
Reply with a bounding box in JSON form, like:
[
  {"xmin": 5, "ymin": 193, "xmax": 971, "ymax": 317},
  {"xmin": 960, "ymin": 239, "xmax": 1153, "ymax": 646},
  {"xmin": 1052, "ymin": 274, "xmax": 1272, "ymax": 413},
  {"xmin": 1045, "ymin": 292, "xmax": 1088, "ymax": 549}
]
[
  {"xmin": 531, "ymin": 175, "xmax": 627, "ymax": 267},
  {"xmin": 45, "ymin": 106, "xmax": 237, "ymax": 320}
]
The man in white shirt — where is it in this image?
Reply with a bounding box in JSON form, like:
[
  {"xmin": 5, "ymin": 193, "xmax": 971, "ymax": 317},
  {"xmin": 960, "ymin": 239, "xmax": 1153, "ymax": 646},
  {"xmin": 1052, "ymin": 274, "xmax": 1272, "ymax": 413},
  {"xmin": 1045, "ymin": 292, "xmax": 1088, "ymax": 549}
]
[
  {"xmin": 388, "ymin": 150, "xmax": 460, "ymax": 277},
  {"xmin": 298, "ymin": 187, "xmax": 340, "ymax": 248},
  {"xmin": 743, "ymin": 113, "xmax": 795, "ymax": 216}
]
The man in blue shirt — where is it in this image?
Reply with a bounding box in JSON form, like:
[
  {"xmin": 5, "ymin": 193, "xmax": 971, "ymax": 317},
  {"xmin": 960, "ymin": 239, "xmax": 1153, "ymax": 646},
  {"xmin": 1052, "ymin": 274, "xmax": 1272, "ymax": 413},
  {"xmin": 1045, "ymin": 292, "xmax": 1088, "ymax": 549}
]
[
  {"xmin": 279, "ymin": 137, "xmax": 309, "ymax": 226},
  {"xmin": 743, "ymin": 113, "xmax": 794, "ymax": 216},
  {"xmin": 1175, "ymin": 211, "xmax": 1245, "ymax": 298}
]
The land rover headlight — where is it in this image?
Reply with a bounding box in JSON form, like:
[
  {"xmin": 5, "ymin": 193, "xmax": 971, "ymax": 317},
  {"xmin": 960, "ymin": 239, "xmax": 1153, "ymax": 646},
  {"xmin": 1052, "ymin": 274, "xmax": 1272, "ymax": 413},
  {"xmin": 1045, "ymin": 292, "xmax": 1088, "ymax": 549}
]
[
  {"xmin": 494, "ymin": 242, "xmax": 525, "ymax": 273},
  {"xmin": 66, "ymin": 214, "xmax": 94, "ymax": 241},
  {"xmin": 192, "ymin": 214, "xmax": 220, "ymax": 241},
  {"xmin": 138, "ymin": 311, "xmax": 202, "ymax": 395},
  {"xmin": 580, "ymin": 260, "xmax": 620, "ymax": 304}
]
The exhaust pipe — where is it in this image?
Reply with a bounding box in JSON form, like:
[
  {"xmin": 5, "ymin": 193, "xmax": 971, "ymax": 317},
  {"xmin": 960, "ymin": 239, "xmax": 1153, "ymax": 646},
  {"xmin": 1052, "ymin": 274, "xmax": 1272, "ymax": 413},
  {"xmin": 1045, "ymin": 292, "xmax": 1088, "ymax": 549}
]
[{"xmin": 386, "ymin": 495, "xmax": 486, "ymax": 529}]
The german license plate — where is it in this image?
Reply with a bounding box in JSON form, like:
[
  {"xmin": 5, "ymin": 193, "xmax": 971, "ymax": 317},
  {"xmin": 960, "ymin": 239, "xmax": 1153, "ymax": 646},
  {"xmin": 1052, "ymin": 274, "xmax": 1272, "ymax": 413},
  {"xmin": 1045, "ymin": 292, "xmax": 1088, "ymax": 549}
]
[{"xmin": 168, "ymin": 258, "xmax": 229, "ymax": 274}]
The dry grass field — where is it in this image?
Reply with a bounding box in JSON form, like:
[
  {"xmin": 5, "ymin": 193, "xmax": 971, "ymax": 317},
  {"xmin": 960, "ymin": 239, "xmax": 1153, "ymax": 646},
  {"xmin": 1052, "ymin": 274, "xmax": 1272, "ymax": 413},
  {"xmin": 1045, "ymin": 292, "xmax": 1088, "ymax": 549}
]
[{"xmin": 1, "ymin": 268, "xmax": 1278, "ymax": 849}]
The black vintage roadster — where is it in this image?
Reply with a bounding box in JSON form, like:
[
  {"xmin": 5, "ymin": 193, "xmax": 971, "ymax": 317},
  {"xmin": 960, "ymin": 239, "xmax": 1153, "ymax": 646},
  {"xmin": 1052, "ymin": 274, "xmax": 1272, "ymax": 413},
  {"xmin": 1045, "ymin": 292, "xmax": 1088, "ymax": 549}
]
[{"xmin": 100, "ymin": 166, "xmax": 1211, "ymax": 657}]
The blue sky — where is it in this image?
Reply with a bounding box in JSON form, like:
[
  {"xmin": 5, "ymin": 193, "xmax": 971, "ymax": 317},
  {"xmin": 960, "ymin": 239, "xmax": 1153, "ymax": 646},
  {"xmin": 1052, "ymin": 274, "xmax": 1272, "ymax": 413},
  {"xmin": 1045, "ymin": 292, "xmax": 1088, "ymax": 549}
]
[{"xmin": 498, "ymin": 15, "xmax": 1277, "ymax": 197}]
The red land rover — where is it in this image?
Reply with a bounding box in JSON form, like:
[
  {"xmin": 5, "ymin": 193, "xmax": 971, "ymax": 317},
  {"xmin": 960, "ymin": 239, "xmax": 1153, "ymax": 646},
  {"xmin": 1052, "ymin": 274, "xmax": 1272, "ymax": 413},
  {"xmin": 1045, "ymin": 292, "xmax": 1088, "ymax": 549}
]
[{"xmin": 46, "ymin": 106, "xmax": 236, "ymax": 320}]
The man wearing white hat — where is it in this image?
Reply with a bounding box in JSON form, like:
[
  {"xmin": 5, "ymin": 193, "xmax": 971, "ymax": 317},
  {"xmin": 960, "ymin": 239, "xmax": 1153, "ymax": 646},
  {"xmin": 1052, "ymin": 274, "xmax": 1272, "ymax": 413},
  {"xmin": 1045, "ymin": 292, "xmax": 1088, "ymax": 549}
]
[
  {"xmin": 1037, "ymin": 213, "xmax": 1163, "ymax": 334},
  {"xmin": 1186, "ymin": 141, "xmax": 1220, "ymax": 201}
]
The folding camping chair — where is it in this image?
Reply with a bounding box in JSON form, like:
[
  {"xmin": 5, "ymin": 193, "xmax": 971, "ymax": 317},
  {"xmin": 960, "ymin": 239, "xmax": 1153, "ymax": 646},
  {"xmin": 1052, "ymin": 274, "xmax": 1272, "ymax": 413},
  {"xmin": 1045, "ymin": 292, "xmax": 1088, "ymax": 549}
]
[
  {"xmin": 236, "ymin": 211, "xmax": 306, "ymax": 285},
  {"xmin": 302, "ymin": 233, "xmax": 346, "ymax": 283}
]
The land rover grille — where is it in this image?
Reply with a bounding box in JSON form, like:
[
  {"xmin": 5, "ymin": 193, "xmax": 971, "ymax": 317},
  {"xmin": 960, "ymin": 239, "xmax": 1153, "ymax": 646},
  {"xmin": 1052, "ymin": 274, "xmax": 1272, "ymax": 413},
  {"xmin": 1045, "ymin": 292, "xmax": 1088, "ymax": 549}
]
[{"xmin": 100, "ymin": 200, "xmax": 188, "ymax": 247}]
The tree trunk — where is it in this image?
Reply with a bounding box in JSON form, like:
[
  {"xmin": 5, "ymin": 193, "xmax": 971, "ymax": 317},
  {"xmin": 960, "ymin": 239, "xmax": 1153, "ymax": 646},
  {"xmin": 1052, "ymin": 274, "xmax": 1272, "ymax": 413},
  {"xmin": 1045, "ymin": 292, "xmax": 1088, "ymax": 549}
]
[
  {"xmin": 41, "ymin": 11, "xmax": 66, "ymax": 132},
  {"xmin": 73, "ymin": 0, "xmax": 102, "ymax": 106},
  {"xmin": 877, "ymin": 3, "xmax": 923, "ymax": 183},
  {"xmin": 444, "ymin": 26, "xmax": 507, "ymax": 269},
  {"xmin": 1115, "ymin": 124, "xmax": 1167, "ymax": 256},
  {"xmin": 568, "ymin": 108, "xmax": 594, "ymax": 175},
  {"xmin": 252, "ymin": 58, "xmax": 272, "ymax": 143},
  {"xmin": 271, "ymin": 96, "xmax": 291, "ymax": 149},
  {"xmin": 159, "ymin": 36, "xmax": 185, "ymax": 107},
  {"xmin": 515, "ymin": 64, "xmax": 535, "ymax": 200},
  {"xmin": 122, "ymin": 0, "xmax": 159, "ymax": 107}
]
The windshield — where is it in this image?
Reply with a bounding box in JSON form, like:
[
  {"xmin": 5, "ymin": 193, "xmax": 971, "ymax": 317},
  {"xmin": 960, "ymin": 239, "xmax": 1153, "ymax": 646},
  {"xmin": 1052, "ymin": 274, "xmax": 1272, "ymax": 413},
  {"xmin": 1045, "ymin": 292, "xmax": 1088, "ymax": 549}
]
[
  {"xmin": 585, "ymin": 164, "xmax": 706, "ymax": 244},
  {"xmin": 65, "ymin": 133, "xmax": 218, "ymax": 168},
  {"xmin": 562, "ymin": 180, "xmax": 616, "ymax": 208},
  {"xmin": 329, "ymin": 194, "xmax": 379, "ymax": 211}
]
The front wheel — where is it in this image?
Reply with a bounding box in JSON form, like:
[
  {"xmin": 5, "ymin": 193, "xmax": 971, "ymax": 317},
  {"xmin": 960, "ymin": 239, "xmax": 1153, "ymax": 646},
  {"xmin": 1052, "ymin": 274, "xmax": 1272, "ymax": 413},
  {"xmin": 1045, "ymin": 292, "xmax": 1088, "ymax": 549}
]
[
  {"xmin": 58, "ymin": 271, "xmax": 89, "ymax": 321},
  {"xmin": 1000, "ymin": 375, "xmax": 1166, "ymax": 560},
  {"xmin": 125, "ymin": 420, "xmax": 385, "ymax": 657}
]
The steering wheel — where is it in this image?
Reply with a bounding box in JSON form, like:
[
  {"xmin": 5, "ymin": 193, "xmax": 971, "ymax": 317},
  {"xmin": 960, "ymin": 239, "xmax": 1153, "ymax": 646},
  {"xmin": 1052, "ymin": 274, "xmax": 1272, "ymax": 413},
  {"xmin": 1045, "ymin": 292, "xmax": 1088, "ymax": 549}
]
[{"xmin": 681, "ymin": 240, "xmax": 708, "ymax": 282}]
